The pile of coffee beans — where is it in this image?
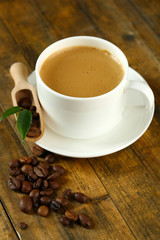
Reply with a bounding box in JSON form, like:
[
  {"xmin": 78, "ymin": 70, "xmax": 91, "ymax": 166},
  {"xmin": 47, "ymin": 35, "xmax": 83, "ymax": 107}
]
[
  {"xmin": 18, "ymin": 93, "xmax": 41, "ymax": 138},
  {"xmin": 8, "ymin": 145, "xmax": 93, "ymax": 229}
]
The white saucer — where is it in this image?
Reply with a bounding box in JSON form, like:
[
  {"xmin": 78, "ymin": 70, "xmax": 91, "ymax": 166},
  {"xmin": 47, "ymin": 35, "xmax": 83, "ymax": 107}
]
[{"xmin": 28, "ymin": 67, "xmax": 154, "ymax": 158}]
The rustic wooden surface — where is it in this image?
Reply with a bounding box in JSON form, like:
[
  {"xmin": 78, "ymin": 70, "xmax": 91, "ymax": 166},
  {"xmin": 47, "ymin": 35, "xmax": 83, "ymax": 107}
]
[{"xmin": 0, "ymin": 0, "xmax": 160, "ymax": 239}]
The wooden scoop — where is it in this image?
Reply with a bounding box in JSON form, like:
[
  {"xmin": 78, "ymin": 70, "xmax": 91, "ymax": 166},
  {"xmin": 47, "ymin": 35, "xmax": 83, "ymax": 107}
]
[{"xmin": 10, "ymin": 62, "xmax": 45, "ymax": 142}]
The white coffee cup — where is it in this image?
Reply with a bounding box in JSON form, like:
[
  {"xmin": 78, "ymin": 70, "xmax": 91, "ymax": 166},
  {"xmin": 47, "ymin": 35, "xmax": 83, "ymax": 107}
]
[{"xmin": 35, "ymin": 36, "xmax": 154, "ymax": 139}]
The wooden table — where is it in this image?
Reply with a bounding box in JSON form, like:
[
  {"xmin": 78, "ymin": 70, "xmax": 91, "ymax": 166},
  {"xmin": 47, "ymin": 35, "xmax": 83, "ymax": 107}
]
[{"xmin": 0, "ymin": 0, "xmax": 160, "ymax": 239}]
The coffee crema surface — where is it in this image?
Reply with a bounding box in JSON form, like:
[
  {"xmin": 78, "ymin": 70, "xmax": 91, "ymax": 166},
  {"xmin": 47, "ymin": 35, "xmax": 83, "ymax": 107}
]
[{"xmin": 40, "ymin": 46, "xmax": 124, "ymax": 98}]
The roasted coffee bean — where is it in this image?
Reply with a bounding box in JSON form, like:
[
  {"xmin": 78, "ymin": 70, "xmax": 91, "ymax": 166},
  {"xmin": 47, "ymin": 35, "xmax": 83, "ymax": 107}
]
[
  {"xmin": 40, "ymin": 189, "xmax": 53, "ymax": 197},
  {"xmin": 31, "ymin": 156, "xmax": 39, "ymax": 166},
  {"xmin": 52, "ymin": 165, "xmax": 65, "ymax": 175},
  {"xmin": 59, "ymin": 216, "xmax": 70, "ymax": 226},
  {"xmin": 30, "ymin": 105, "xmax": 36, "ymax": 112},
  {"xmin": 8, "ymin": 159, "xmax": 20, "ymax": 168},
  {"xmin": 55, "ymin": 197, "xmax": 68, "ymax": 207},
  {"xmin": 49, "ymin": 200, "xmax": 60, "ymax": 211},
  {"xmin": 32, "ymin": 112, "xmax": 40, "ymax": 120},
  {"xmin": 74, "ymin": 192, "xmax": 88, "ymax": 203},
  {"xmin": 42, "ymin": 180, "xmax": 48, "ymax": 189},
  {"xmin": 31, "ymin": 145, "xmax": 45, "ymax": 157},
  {"xmin": 33, "ymin": 197, "xmax": 40, "ymax": 207},
  {"xmin": 21, "ymin": 165, "xmax": 33, "ymax": 175},
  {"xmin": 33, "ymin": 178, "xmax": 42, "ymax": 189},
  {"xmin": 47, "ymin": 172, "xmax": 60, "ymax": 181},
  {"xmin": 18, "ymin": 98, "xmax": 32, "ymax": 109},
  {"xmin": 20, "ymin": 196, "xmax": 33, "ymax": 214},
  {"xmin": 8, "ymin": 176, "xmax": 20, "ymax": 190},
  {"xmin": 27, "ymin": 126, "xmax": 41, "ymax": 138},
  {"xmin": 38, "ymin": 161, "xmax": 51, "ymax": 171},
  {"xmin": 9, "ymin": 167, "xmax": 21, "ymax": 176},
  {"xmin": 49, "ymin": 181, "xmax": 59, "ymax": 190},
  {"xmin": 16, "ymin": 174, "xmax": 26, "ymax": 182},
  {"xmin": 21, "ymin": 181, "xmax": 32, "ymax": 194},
  {"xmin": 78, "ymin": 213, "xmax": 93, "ymax": 228},
  {"xmin": 65, "ymin": 210, "xmax": 78, "ymax": 222},
  {"xmin": 28, "ymin": 172, "xmax": 38, "ymax": 182},
  {"xmin": 37, "ymin": 205, "xmax": 49, "ymax": 217},
  {"xmin": 31, "ymin": 119, "xmax": 40, "ymax": 128},
  {"xmin": 45, "ymin": 153, "xmax": 56, "ymax": 164},
  {"xmin": 29, "ymin": 189, "xmax": 40, "ymax": 199},
  {"xmin": 62, "ymin": 189, "xmax": 72, "ymax": 200},
  {"xmin": 19, "ymin": 222, "xmax": 28, "ymax": 230},
  {"xmin": 34, "ymin": 165, "xmax": 48, "ymax": 178},
  {"xmin": 19, "ymin": 156, "xmax": 32, "ymax": 165},
  {"xmin": 40, "ymin": 196, "xmax": 51, "ymax": 205}
]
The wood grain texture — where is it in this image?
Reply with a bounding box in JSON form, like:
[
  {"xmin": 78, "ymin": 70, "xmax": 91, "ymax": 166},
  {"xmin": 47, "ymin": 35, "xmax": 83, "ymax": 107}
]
[
  {"xmin": 0, "ymin": 0, "xmax": 160, "ymax": 239},
  {"xmin": 0, "ymin": 201, "xmax": 18, "ymax": 240}
]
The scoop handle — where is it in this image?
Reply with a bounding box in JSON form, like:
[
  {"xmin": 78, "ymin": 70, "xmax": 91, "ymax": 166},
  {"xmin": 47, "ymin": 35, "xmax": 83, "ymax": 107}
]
[{"xmin": 10, "ymin": 62, "xmax": 28, "ymax": 85}]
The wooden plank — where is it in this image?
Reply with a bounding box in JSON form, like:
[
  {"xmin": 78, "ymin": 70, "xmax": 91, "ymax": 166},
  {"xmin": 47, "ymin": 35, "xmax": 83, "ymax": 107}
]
[
  {"xmin": 33, "ymin": 0, "xmax": 100, "ymax": 37},
  {"xmin": 113, "ymin": 0, "xmax": 160, "ymax": 60},
  {"xmin": 0, "ymin": 0, "xmax": 159, "ymax": 239},
  {"xmin": 89, "ymin": 149, "xmax": 160, "ymax": 239},
  {"xmin": 0, "ymin": 201, "xmax": 18, "ymax": 240}
]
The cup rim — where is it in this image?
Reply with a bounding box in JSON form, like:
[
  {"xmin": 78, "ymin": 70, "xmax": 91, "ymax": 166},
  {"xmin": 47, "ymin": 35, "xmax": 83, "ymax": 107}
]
[{"xmin": 35, "ymin": 36, "xmax": 128, "ymax": 101}]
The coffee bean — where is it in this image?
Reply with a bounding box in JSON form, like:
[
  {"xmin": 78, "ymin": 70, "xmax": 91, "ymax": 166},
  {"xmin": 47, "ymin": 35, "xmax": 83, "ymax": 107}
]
[
  {"xmin": 31, "ymin": 119, "xmax": 40, "ymax": 128},
  {"xmin": 28, "ymin": 172, "xmax": 38, "ymax": 182},
  {"xmin": 41, "ymin": 179, "xmax": 48, "ymax": 189},
  {"xmin": 21, "ymin": 181, "xmax": 32, "ymax": 194},
  {"xmin": 21, "ymin": 165, "xmax": 33, "ymax": 175},
  {"xmin": 18, "ymin": 98, "xmax": 32, "ymax": 109},
  {"xmin": 38, "ymin": 162, "xmax": 51, "ymax": 171},
  {"xmin": 49, "ymin": 181, "xmax": 59, "ymax": 190},
  {"xmin": 47, "ymin": 172, "xmax": 60, "ymax": 181},
  {"xmin": 59, "ymin": 216, "xmax": 70, "ymax": 226},
  {"xmin": 29, "ymin": 189, "xmax": 40, "ymax": 199},
  {"xmin": 31, "ymin": 145, "xmax": 45, "ymax": 157},
  {"xmin": 78, "ymin": 213, "xmax": 93, "ymax": 228},
  {"xmin": 30, "ymin": 105, "xmax": 36, "ymax": 112},
  {"xmin": 16, "ymin": 174, "xmax": 26, "ymax": 182},
  {"xmin": 8, "ymin": 176, "xmax": 20, "ymax": 190},
  {"xmin": 40, "ymin": 196, "xmax": 51, "ymax": 205},
  {"xmin": 37, "ymin": 205, "xmax": 49, "ymax": 217},
  {"xmin": 9, "ymin": 167, "xmax": 21, "ymax": 176},
  {"xmin": 19, "ymin": 156, "xmax": 32, "ymax": 165},
  {"xmin": 74, "ymin": 192, "xmax": 88, "ymax": 203},
  {"xmin": 20, "ymin": 196, "xmax": 33, "ymax": 214},
  {"xmin": 49, "ymin": 200, "xmax": 60, "ymax": 211},
  {"xmin": 31, "ymin": 156, "xmax": 39, "ymax": 166},
  {"xmin": 8, "ymin": 159, "xmax": 20, "ymax": 168},
  {"xmin": 32, "ymin": 112, "xmax": 40, "ymax": 120},
  {"xmin": 34, "ymin": 165, "xmax": 48, "ymax": 178},
  {"xmin": 52, "ymin": 165, "xmax": 65, "ymax": 175},
  {"xmin": 40, "ymin": 189, "xmax": 53, "ymax": 197},
  {"xmin": 65, "ymin": 210, "xmax": 78, "ymax": 222},
  {"xmin": 33, "ymin": 197, "xmax": 40, "ymax": 207},
  {"xmin": 62, "ymin": 189, "xmax": 72, "ymax": 200},
  {"xmin": 33, "ymin": 178, "xmax": 42, "ymax": 189},
  {"xmin": 19, "ymin": 222, "xmax": 28, "ymax": 230},
  {"xmin": 55, "ymin": 197, "xmax": 68, "ymax": 207},
  {"xmin": 27, "ymin": 126, "xmax": 41, "ymax": 138},
  {"xmin": 45, "ymin": 153, "xmax": 56, "ymax": 164}
]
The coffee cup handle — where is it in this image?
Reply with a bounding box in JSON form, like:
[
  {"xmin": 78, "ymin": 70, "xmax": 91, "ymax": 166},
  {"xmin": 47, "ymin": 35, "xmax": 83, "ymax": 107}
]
[{"xmin": 125, "ymin": 80, "xmax": 154, "ymax": 109}]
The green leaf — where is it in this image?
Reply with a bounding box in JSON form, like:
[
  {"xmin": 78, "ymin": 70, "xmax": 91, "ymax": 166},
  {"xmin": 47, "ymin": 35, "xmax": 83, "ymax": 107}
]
[
  {"xmin": 0, "ymin": 106, "xmax": 21, "ymax": 121},
  {"xmin": 17, "ymin": 109, "xmax": 32, "ymax": 143}
]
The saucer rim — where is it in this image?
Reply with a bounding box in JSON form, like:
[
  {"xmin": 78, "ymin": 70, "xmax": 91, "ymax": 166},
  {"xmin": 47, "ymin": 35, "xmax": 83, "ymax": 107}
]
[{"xmin": 28, "ymin": 67, "xmax": 155, "ymax": 158}]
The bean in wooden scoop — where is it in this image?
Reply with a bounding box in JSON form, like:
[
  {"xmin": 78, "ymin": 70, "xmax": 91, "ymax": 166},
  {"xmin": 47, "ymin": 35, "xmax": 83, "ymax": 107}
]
[{"xmin": 10, "ymin": 62, "xmax": 45, "ymax": 142}]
